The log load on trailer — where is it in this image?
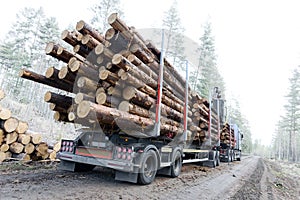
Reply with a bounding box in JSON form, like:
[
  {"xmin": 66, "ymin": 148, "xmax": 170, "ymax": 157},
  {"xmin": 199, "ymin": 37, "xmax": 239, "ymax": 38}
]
[
  {"xmin": 19, "ymin": 13, "xmax": 242, "ymax": 184},
  {"xmin": 219, "ymin": 123, "xmax": 243, "ymax": 162}
]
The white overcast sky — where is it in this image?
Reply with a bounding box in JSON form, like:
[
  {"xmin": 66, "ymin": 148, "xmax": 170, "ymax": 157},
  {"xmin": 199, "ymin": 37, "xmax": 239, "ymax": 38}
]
[{"xmin": 1, "ymin": 0, "xmax": 300, "ymax": 145}]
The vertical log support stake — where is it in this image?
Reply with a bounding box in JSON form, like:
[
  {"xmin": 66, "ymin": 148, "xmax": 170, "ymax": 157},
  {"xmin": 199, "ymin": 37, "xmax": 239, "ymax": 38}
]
[
  {"xmin": 154, "ymin": 29, "xmax": 165, "ymax": 137},
  {"xmin": 183, "ymin": 60, "xmax": 189, "ymax": 142}
]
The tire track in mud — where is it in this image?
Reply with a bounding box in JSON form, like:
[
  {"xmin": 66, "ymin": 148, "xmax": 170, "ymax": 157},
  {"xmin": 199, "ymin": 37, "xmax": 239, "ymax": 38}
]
[{"xmin": 230, "ymin": 158, "xmax": 264, "ymax": 200}]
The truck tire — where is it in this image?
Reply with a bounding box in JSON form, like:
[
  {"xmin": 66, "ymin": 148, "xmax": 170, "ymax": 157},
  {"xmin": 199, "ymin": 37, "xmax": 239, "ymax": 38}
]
[
  {"xmin": 170, "ymin": 151, "xmax": 182, "ymax": 178},
  {"xmin": 138, "ymin": 149, "xmax": 158, "ymax": 185},
  {"xmin": 216, "ymin": 152, "xmax": 220, "ymax": 166}
]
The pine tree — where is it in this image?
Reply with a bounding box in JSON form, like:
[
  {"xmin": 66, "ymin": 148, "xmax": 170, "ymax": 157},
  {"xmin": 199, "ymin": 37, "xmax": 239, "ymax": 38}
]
[
  {"xmin": 0, "ymin": 7, "xmax": 60, "ymax": 103},
  {"xmin": 283, "ymin": 66, "xmax": 300, "ymax": 162},
  {"xmin": 191, "ymin": 21, "xmax": 225, "ymax": 99},
  {"xmin": 162, "ymin": 0, "xmax": 186, "ymax": 71},
  {"xmin": 90, "ymin": 0, "xmax": 124, "ymax": 33}
]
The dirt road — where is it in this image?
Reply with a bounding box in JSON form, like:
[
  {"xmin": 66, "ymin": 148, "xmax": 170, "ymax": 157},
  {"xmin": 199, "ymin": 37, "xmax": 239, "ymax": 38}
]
[{"xmin": 0, "ymin": 156, "xmax": 299, "ymax": 200}]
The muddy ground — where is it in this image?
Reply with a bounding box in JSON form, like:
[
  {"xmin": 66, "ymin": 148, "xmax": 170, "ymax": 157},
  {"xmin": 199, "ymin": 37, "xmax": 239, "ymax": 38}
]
[{"xmin": 0, "ymin": 156, "xmax": 299, "ymax": 200}]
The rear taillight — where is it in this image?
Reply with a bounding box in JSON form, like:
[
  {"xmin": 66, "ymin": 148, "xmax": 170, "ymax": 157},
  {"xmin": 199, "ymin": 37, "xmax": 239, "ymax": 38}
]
[
  {"xmin": 61, "ymin": 140, "xmax": 75, "ymax": 153},
  {"xmin": 115, "ymin": 146, "xmax": 134, "ymax": 161}
]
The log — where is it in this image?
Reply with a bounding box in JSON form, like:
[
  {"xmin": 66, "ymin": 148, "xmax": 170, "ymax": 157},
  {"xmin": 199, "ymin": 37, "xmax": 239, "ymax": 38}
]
[
  {"xmin": 58, "ymin": 66, "xmax": 76, "ymax": 83},
  {"xmin": 77, "ymin": 76, "xmax": 100, "ymax": 92},
  {"xmin": 30, "ymin": 133, "xmax": 42, "ymax": 145},
  {"xmin": 45, "ymin": 42, "xmax": 74, "ymax": 63},
  {"xmin": 9, "ymin": 142, "xmax": 24, "ymax": 154},
  {"xmin": 16, "ymin": 121, "xmax": 29, "ymax": 134},
  {"xmin": 53, "ymin": 141, "xmax": 61, "ymax": 152},
  {"xmin": 95, "ymin": 92, "xmax": 121, "ymax": 107},
  {"xmin": 44, "ymin": 91, "xmax": 73, "ymax": 109},
  {"xmin": 81, "ymin": 34, "xmax": 101, "ymax": 49},
  {"xmin": 69, "ymin": 60, "xmax": 99, "ymax": 80},
  {"xmin": 19, "ymin": 69, "xmax": 74, "ymax": 93},
  {"xmin": 61, "ymin": 30, "xmax": 81, "ymax": 47},
  {"xmin": 45, "ymin": 66, "xmax": 59, "ymax": 79},
  {"xmin": 73, "ymin": 44, "xmax": 91, "ymax": 58},
  {"xmin": 24, "ymin": 143, "xmax": 35, "ymax": 154},
  {"xmin": 0, "ymin": 143, "xmax": 9, "ymax": 152},
  {"xmin": 76, "ymin": 20, "xmax": 109, "ymax": 46},
  {"xmin": 0, "ymin": 128, "xmax": 4, "ymax": 144},
  {"xmin": 77, "ymin": 100, "xmax": 154, "ymax": 130},
  {"xmin": 75, "ymin": 93, "xmax": 95, "ymax": 104},
  {"xmin": 54, "ymin": 111, "xmax": 71, "ymax": 122},
  {"xmin": 5, "ymin": 132, "xmax": 18, "ymax": 144},
  {"xmin": 17, "ymin": 134, "xmax": 31, "ymax": 145},
  {"xmin": 0, "ymin": 108, "xmax": 12, "ymax": 120},
  {"xmin": 1, "ymin": 118, "xmax": 19, "ymax": 133},
  {"xmin": 99, "ymin": 69, "xmax": 119, "ymax": 85},
  {"xmin": 0, "ymin": 89, "xmax": 5, "ymax": 101},
  {"xmin": 36, "ymin": 142, "xmax": 49, "ymax": 156},
  {"xmin": 49, "ymin": 150, "xmax": 57, "ymax": 161},
  {"xmin": 0, "ymin": 151, "xmax": 5, "ymax": 162}
]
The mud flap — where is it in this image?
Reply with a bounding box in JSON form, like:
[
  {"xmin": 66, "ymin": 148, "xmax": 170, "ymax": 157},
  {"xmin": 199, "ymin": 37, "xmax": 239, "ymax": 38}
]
[
  {"xmin": 59, "ymin": 160, "xmax": 76, "ymax": 172},
  {"xmin": 115, "ymin": 170, "xmax": 138, "ymax": 183},
  {"xmin": 157, "ymin": 167, "xmax": 171, "ymax": 176}
]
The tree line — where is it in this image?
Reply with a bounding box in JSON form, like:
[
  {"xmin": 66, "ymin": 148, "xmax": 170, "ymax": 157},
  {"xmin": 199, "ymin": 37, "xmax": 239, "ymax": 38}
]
[
  {"xmin": 272, "ymin": 66, "xmax": 300, "ymax": 162},
  {"xmin": 0, "ymin": 0, "xmax": 252, "ymax": 151}
]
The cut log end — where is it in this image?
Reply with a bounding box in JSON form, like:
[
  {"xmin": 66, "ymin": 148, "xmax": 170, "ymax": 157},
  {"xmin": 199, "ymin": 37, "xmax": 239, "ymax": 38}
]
[
  {"xmin": 44, "ymin": 91, "xmax": 52, "ymax": 102},
  {"xmin": 3, "ymin": 118, "xmax": 19, "ymax": 133},
  {"xmin": 45, "ymin": 42, "xmax": 55, "ymax": 54},
  {"xmin": 112, "ymin": 54, "xmax": 123, "ymax": 65},
  {"xmin": 76, "ymin": 20, "xmax": 85, "ymax": 32},
  {"xmin": 58, "ymin": 66, "xmax": 69, "ymax": 79},
  {"xmin": 94, "ymin": 44, "xmax": 104, "ymax": 55},
  {"xmin": 77, "ymin": 101, "xmax": 92, "ymax": 118},
  {"xmin": 107, "ymin": 13, "xmax": 118, "ymax": 25},
  {"xmin": 0, "ymin": 108, "xmax": 12, "ymax": 120},
  {"xmin": 68, "ymin": 112, "xmax": 76, "ymax": 121},
  {"xmin": 122, "ymin": 86, "xmax": 136, "ymax": 100},
  {"xmin": 96, "ymin": 92, "xmax": 107, "ymax": 105},
  {"xmin": 118, "ymin": 101, "xmax": 130, "ymax": 112}
]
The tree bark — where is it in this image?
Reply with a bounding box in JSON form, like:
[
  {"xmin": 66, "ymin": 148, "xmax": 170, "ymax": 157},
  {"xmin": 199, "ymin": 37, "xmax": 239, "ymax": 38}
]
[{"xmin": 19, "ymin": 69, "xmax": 74, "ymax": 93}]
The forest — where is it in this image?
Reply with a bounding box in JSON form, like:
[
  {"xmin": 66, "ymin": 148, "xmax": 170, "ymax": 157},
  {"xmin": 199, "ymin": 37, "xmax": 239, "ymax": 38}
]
[{"xmin": 1, "ymin": 0, "xmax": 298, "ymax": 162}]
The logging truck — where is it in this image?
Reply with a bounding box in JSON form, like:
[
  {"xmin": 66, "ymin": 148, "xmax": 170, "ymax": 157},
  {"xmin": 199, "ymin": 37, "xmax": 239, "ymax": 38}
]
[{"xmin": 18, "ymin": 13, "xmax": 243, "ymax": 184}]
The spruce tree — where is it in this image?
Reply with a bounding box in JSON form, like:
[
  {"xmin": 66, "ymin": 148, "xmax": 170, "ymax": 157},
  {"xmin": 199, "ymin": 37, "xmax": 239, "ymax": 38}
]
[
  {"xmin": 191, "ymin": 21, "xmax": 225, "ymax": 99},
  {"xmin": 162, "ymin": 0, "xmax": 186, "ymax": 71}
]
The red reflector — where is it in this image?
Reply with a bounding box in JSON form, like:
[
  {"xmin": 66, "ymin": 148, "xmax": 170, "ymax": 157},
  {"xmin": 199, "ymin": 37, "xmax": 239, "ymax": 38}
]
[
  {"xmin": 62, "ymin": 141, "xmax": 66, "ymax": 146},
  {"xmin": 122, "ymin": 147, "xmax": 127, "ymax": 153},
  {"xmin": 127, "ymin": 155, "xmax": 131, "ymax": 160},
  {"xmin": 122, "ymin": 154, "xmax": 126, "ymax": 160},
  {"xmin": 128, "ymin": 148, "xmax": 132, "ymax": 153},
  {"xmin": 117, "ymin": 154, "xmax": 122, "ymax": 159}
]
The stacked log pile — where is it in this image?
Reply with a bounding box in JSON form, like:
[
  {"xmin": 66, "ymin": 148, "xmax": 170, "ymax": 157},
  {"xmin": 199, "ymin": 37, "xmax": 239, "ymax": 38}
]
[
  {"xmin": 220, "ymin": 123, "xmax": 235, "ymax": 147},
  {"xmin": 20, "ymin": 13, "xmax": 218, "ymax": 145},
  {"xmin": 0, "ymin": 89, "xmax": 60, "ymax": 163}
]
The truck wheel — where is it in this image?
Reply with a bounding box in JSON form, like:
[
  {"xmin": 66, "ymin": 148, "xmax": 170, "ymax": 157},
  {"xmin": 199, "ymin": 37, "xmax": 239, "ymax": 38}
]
[
  {"xmin": 138, "ymin": 149, "xmax": 158, "ymax": 185},
  {"xmin": 170, "ymin": 151, "xmax": 182, "ymax": 178},
  {"xmin": 216, "ymin": 152, "xmax": 220, "ymax": 166}
]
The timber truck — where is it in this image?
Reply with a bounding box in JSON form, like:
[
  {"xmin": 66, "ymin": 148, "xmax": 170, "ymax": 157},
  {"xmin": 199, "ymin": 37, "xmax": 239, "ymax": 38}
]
[{"xmin": 56, "ymin": 16, "xmax": 243, "ymax": 184}]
